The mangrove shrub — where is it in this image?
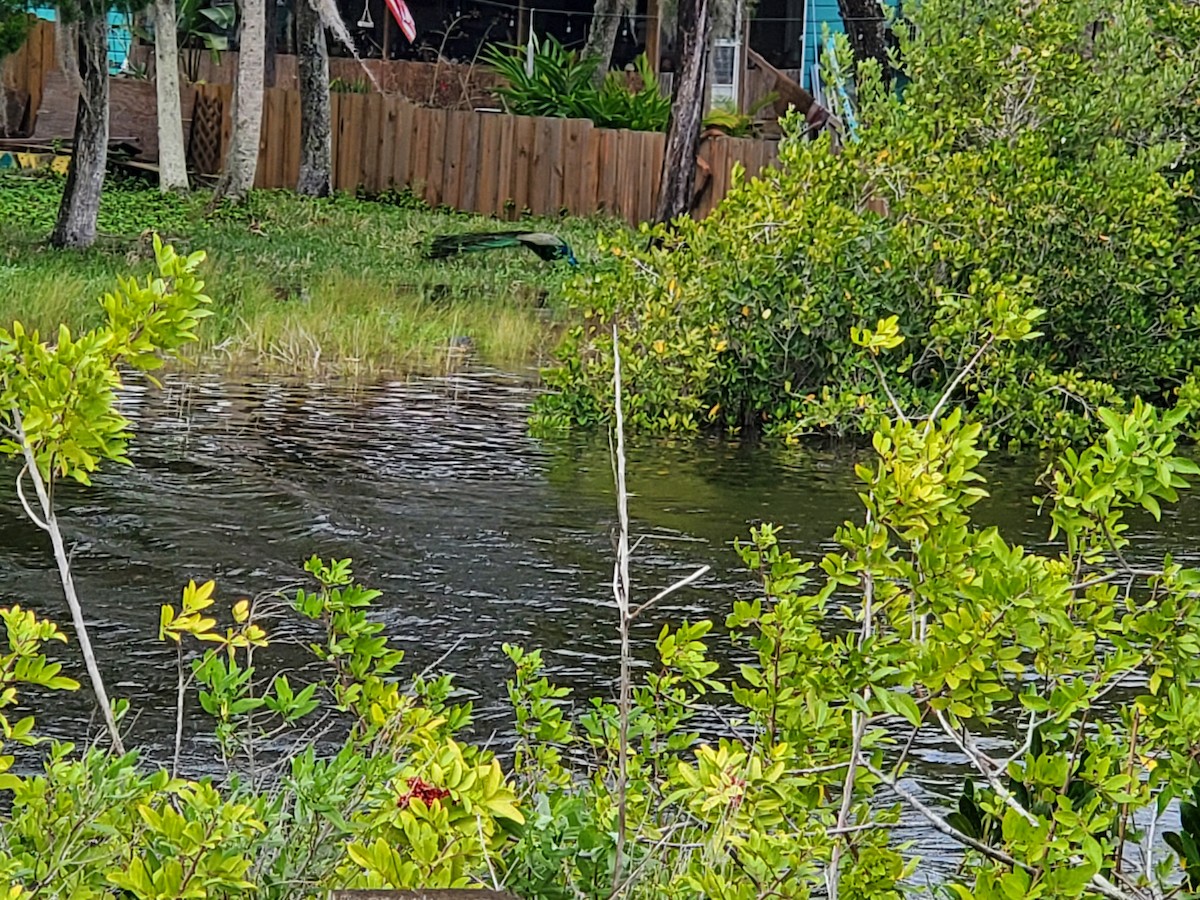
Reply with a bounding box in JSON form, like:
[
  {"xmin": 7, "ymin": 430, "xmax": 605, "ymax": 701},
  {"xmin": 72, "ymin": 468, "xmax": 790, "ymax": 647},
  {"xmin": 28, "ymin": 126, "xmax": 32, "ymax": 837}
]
[
  {"xmin": 5, "ymin": 253, "xmax": 1200, "ymax": 897},
  {"xmin": 534, "ymin": 0, "xmax": 1200, "ymax": 448}
]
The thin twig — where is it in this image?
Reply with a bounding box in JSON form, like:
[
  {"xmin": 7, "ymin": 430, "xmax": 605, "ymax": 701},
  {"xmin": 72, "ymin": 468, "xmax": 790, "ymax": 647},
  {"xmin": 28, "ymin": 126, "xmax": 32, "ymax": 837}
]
[
  {"xmin": 864, "ymin": 760, "xmax": 1138, "ymax": 900},
  {"xmin": 629, "ymin": 565, "xmax": 711, "ymax": 621},
  {"xmin": 933, "ymin": 708, "xmax": 1037, "ymax": 826},
  {"xmin": 827, "ymin": 569, "xmax": 875, "ymax": 900},
  {"xmin": 924, "ymin": 335, "xmax": 995, "ymax": 433},
  {"xmin": 476, "ymin": 814, "xmax": 501, "ymax": 890},
  {"xmin": 15, "ymin": 467, "xmax": 49, "ymax": 531},
  {"xmin": 12, "ymin": 406, "xmax": 124, "ymax": 754},
  {"xmin": 871, "ymin": 356, "xmax": 908, "ymax": 423},
  {"xmin": 610, "ymin": 322, "xmax": 633, "ymax": 890}
]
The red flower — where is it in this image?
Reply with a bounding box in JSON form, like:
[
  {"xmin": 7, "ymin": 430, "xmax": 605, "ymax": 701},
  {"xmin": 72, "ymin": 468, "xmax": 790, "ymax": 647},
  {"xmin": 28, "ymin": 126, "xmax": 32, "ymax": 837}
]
[{"xmin": 396, "ymin": 775, "xmax": 451, "ymax": 809}]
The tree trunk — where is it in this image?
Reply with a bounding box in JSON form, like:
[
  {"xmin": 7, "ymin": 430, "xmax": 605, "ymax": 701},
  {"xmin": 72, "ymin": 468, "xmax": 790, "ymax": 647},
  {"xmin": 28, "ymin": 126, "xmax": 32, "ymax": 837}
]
[
  {"xmin": 213, "ymin": 0, "xmax": 265, "ymax": 202},
  {"xmin": 654, "ymin": 0, "xmax": 710, "ymax": 225},
  {"xmin": 835, "ymin": 0, "xmax": 890, "ymax": 74},
  {"xmin": 582, "ymin": 0, "xmax": 626, "ymax": 87},
  {"xmin": 153, "ymin": 0, "xmax": 190, "ymax": 192},
  {"xmin": 296, "ymin": 0, "xmax": 331, "ymax": 196},
  {"xmin": 51, "ymin": 7, "xmax": 108, "ymax": 249}
]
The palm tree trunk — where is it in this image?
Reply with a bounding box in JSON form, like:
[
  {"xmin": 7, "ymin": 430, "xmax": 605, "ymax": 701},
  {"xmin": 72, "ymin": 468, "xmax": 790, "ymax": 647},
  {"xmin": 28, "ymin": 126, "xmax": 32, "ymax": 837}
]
[
  {"xmin": 296, "ymin": 0, "xmax": 331, "ymax": 196},
  {"xmin": 51, "ymin": 6, "xmax": 108, "ymax": 249},
  {"xmin": 654, "ymin": 0, "xmax": 710, "ymax": 224},
  {"xmin": 214, "ymin": 0, "xmax": 265, "ymax": 202},
  {"xmin": 153, "ymin": 0, "xmax": 189, "ymax": 192}
]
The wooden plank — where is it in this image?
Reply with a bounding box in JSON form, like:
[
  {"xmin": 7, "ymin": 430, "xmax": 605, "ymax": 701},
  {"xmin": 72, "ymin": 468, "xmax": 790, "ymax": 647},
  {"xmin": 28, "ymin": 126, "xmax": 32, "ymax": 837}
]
[
  {"xmin": 493, "ymin": 114, "xmax": 515, "ymax": 217},
  {"xmin": 705, "ymin": 137, "xmax": 722, "ymax": 214},
  {"xmin": 361, "ymin": 91, "xmax": 383, "ymax": 191},
  {"xmin": 512, "ymin": 115, "xmax": 536, "ymax": 216},
  {"xmin": 642, "ymin": 131, "xmax": 664, "ymax": 224},
  {"xmin": 580, "ymin": 122, "xmax": 600, "ymax": 216},
  {"xmin": 545, "ymin": 117, "xmax": 565, "ymax": 217},
  {"xmin": 348, "ymin": 94, "xmax": 368, "ymax": 191},
  {"xmin": 342, "ymin": 94, "xmax": 360, "ymax": 191},
  {"xmin": 596, "ymin": 128, "xmax": 616, "ymax": 216},
  {"xmin": 604, "ymin": 129, "xmax": 621, "ymax": 219},
  {"xmin": 266, "ymin": 89, "xmax": 286, "ymax": 187},
  {"xmin": 392, "ymin": 100, "xmax": 414, "ymax": 189},
  {"xmin": 283, "ymin": 88, "xmax": 301, "ymax": 187},
  {"xmin": 618, "ymin": 130, "xmax": 640, "ymax": 224},
  {"xmin": 527, "ymin": 116, "xmax": 548, "ymax": 216},
  {"xmin": 631, "ymin": 131, "xmax": 647, "ymax": 224},
  {"xmin": 327, "ymin": 92, "xmax": 340, "ymax": 189},
  {"xmin": 377, "ymin": 96, "xmax": 398, "ymax": 191},
  {"xmin": 411, "ymin": 105, "xmax": 431, "ymax": 198},
  {"xmin": 559, "ymin": 119, "xmax": 581, "ymax": 215},
  {"xmin": 442, "ymin": 109, "xmax": 464, "ymax": 210},
  {"xmin": 475, "ymin": 113, "xmax": 498, "ymax": 216},
  {"xmin": 494, "ymin": 116, "xmax": 511, "ymax": 218},
  {"xmin": 713, "ymin": 138, "xmax": 731, "ymax": 214},
  {"xmin": 425, "ymin": 108, "xmax": 447, "ymax": 206},
  {"xmin": 459, "ymin": 111, "xmax": 481, "ymax": 213}
]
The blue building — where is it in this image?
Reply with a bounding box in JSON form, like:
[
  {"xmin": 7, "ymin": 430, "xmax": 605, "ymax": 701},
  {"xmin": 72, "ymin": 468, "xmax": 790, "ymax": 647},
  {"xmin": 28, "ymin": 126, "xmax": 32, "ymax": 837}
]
[
  {"xmin": 27, "ymin": 5, "xmax": 133, "ymax": 74},
  {"xmin": 749, "ymin": 0, "xmax": 898, "ymax": 93}
]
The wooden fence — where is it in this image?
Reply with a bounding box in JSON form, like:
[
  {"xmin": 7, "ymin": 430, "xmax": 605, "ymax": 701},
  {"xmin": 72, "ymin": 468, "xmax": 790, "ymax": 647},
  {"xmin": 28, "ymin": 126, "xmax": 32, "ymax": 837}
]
[
  {"xmin": 195, "ymin": 85, "xmax": 779, "ymax": 225},
  {"xmin": 1, "ymin": 19, "xmax": 55, "ymax": 136}
]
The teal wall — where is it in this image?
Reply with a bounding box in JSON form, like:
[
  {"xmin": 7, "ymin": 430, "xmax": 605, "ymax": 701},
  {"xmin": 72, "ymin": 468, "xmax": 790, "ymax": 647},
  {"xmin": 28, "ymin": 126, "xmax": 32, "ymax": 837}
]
[
  {"xmin": 28, "ymin": 5, "xmax": 133, "ymax": 74},
  {"xmin": 802, "ymin": 0, "xmax": 898, "ymax": 92}
]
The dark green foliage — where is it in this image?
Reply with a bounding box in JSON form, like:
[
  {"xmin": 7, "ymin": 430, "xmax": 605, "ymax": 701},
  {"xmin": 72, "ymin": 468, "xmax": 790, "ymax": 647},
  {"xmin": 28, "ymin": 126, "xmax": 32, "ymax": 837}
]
[
  {"xmin": 535, "ymin": 0, "xmax": 1200, "ymax": 449},
  {"xmin": 0, "ymin": 6, "xmax": 30, "ymax": 60},
  {"xmin": 1165, "ymin": 786, "xmax": 1200, "ymax": 891},
  {"xmin": 484, "ymin": 36, "xmax": 670, "ymax": 132}
]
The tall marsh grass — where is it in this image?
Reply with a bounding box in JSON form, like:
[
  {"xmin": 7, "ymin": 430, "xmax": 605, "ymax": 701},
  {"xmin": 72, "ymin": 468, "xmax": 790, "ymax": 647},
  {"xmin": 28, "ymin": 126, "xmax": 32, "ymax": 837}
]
[{"xmin": 0, "ymin": 172, "xmax": 611, "ymax": 374}]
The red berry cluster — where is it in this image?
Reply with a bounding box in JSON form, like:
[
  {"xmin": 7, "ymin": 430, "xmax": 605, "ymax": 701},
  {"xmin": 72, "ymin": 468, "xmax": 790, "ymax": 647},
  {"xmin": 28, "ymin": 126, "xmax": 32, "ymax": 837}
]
[{"xmin": 396, "ymin": 776, "xmax": 451, "ymax": 809}]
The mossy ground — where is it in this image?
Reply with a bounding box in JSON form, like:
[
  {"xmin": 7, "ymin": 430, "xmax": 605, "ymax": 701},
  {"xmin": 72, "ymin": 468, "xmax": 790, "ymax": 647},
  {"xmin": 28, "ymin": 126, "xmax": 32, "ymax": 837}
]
[{"xmin": 0, "ymin": 170, "xmax": 615, "ymax": 375}]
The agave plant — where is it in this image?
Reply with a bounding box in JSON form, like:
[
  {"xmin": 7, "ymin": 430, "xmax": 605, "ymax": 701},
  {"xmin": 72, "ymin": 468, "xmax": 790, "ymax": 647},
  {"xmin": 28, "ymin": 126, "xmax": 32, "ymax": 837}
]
[
  {"xmin": 485, "ymin": 36, "xmax": 670, "ymax": 132},
  {"xmin": 701, "ymin": 92, "xmax": 779, "ymax": 137},
  {"xmin": 589, "ymin": 54, "xmax": 671, "ymax": 132},
  {"xmin": 483, "ymin": 35, "xmax": 600, "ymax": 120}
]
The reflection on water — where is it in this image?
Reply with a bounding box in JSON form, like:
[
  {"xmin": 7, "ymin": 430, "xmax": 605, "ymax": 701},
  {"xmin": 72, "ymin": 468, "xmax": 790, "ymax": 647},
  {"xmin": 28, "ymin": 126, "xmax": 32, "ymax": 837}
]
[{"xmin": 1, "ymin": 368, "xmax": 1194, "ymax": 874}]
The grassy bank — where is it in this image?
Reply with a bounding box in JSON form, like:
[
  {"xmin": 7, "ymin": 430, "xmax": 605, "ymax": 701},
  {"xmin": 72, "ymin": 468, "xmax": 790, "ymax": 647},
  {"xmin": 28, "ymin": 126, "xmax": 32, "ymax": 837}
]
[{"xmin": 0, "ymin": 170, "xmax": 613, "ymax": 374}]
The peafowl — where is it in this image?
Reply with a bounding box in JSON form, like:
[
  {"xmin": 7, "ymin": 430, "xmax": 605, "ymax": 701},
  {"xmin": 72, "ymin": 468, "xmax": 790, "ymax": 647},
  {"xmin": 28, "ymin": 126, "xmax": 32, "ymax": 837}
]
[{"xmin": 426, "ymin": 231, "xmax": 578, "ymax": 266}]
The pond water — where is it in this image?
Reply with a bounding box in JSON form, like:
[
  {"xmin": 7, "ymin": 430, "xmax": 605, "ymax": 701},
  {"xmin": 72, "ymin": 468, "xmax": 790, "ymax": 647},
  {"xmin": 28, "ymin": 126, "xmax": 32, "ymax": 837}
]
[{"xmin": 1, "ymin": 367, "xmax": 1195, "ymax": 878}]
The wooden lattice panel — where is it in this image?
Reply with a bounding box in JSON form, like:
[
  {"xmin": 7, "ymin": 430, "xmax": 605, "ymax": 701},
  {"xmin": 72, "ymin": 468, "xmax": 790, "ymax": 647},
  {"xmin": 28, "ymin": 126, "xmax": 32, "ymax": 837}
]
[{"xmin": 187, "ymin": 91, "xmax": 223, "ymax": 176}]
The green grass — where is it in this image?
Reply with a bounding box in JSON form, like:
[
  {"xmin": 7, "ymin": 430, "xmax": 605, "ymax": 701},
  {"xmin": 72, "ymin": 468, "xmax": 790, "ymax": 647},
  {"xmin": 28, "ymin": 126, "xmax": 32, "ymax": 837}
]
[{"xmin": 0, "ymin": 170, "xmax": 617, "ymax": 375}]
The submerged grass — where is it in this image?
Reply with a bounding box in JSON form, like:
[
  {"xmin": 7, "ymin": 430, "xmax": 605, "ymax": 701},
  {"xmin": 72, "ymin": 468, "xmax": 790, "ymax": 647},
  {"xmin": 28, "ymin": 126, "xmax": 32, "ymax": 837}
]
[{"xmin": 0, "ymin": 170, "xmax": 615, "ymax": 374}]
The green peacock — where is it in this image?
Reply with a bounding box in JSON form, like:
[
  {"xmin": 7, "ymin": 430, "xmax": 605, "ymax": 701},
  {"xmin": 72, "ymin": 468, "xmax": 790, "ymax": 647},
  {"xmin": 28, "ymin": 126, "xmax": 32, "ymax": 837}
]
[{"xmin": 426, "ymin": 231, "xmax": 578, "ymax": 266}]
